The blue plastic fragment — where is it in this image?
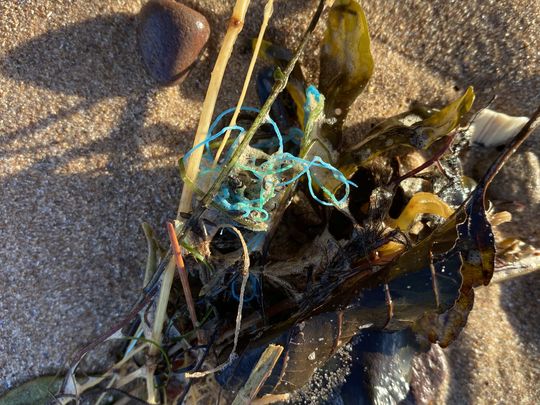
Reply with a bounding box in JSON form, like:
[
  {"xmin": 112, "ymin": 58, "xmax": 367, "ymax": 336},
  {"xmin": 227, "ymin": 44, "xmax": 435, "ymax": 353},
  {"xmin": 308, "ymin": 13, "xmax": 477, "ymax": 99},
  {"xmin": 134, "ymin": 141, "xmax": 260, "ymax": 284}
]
[{"xmin": 231, "ymin": 273, "xmax": 259, "ymax": 303}]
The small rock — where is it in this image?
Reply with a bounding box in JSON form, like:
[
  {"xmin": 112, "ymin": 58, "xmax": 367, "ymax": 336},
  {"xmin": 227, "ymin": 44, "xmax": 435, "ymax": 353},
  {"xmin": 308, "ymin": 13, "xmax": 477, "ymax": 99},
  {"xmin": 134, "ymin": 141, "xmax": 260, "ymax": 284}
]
[
  {"xmin": 137, "ymin": 0, "xmax": 210, "ymax": 86},
  {"xmin": 408, "ymin": 345, "xmax": 449, "ymax": 404}
]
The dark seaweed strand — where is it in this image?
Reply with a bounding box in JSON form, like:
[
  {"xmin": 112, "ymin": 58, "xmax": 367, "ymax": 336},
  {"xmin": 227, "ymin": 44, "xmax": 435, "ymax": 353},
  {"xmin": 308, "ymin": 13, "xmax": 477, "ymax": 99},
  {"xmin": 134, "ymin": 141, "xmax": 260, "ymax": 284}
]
[
  {"xmin": 143, "ymin": 0, "xmax": 328, "ymax": 294},
  {"xmin": 330, "ymin": 310, "xmax": 344, "ymax": 355},
  {"xmin": 383, "ymin": 283, "xmax": 394, "ymax": 328},
  {"xmin": 429, "ymin": 251, "xmax": 442, "ymax": 309},
  {"xmin": 175, "ymin": 334, "xmax": 215, "ymax": 405},
  {"xmin": 81, "ymin": 387, "xmax": 152, "ymax": 405},
  {"xmin": 413, "ymin": 104, "xmax": 540, "ymax": 323},
  {"xmin": 480, "ymin": 104, "xmax": 540, "ymax": 194},
  {"xmin": 394, "ymin": 133, "xmax": 456, "ymax": 184}
]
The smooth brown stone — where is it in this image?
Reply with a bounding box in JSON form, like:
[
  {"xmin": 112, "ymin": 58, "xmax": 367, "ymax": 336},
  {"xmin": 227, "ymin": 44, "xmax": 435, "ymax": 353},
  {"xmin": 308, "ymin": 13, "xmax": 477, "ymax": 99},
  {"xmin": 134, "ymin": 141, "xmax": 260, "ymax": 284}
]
[{"xmin": 137, "ymin": 0, "xmax": 210, "ymax": 86}]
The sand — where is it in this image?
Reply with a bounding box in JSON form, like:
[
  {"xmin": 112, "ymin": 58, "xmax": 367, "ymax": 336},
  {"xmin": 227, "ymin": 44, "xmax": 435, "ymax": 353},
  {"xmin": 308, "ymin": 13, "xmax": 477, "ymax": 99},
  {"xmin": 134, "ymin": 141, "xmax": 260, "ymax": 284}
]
[{"xmin": 1, "ymin": 0, "xmax": 539, "ymax": 403}]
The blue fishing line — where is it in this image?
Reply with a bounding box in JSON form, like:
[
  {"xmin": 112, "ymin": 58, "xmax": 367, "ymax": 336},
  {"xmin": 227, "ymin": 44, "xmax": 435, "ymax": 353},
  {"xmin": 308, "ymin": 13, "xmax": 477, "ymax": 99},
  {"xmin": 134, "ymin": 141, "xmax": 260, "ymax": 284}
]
[
  {"xmin": 283, "ymin": 127, "xmax": 303, "ymax": 145},
  {"xmin": 124, "ymin": 327, "xmax": 144, "ymax": 356},
  {"xmin": 183, "ymin": 106, "xmax": 283, "ymax": 161},
  {"xmin": 183, "ymin": 124, "xmax": 245, "ymax": 161},
  {"xmin": 231, "ymin": 273, "xmax": 259, "ymax": 303},
  {"xmin": 181, "ymin": 92, "xmax": 356, "ymax": 222},
  {"xmin": 276, "ymin": 154, "xmax": 356, "ymax": 207},
  {"xmin": 208, "ymin": 106, "xmax": 260, "ymax": 133},
  {"xmin": 303, "ymin": 85, "xmax": 322, "ymax": 128},
  {"xmin": 209, "ymin": 106, "xmax": 284, "ymax": 152}
]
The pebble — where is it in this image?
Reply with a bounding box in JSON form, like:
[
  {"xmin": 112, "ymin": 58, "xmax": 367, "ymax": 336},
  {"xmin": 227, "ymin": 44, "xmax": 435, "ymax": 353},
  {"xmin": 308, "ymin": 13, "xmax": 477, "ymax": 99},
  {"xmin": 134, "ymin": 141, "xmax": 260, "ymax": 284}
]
[
  {"xmin": 409, "ymin": 345, "xmax": 449, "ymax": 403},
  {"xmin": 137, "ymin": 0, "xmax": 210, "ymax": 86}
]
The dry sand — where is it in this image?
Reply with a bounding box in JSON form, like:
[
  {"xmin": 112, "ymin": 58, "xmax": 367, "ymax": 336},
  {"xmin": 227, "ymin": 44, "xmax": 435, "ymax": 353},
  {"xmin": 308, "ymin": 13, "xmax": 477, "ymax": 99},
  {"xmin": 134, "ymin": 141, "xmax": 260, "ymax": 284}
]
[{"xmin": 1, "ymin": 0, "xmax": 539, "ymax": 403}]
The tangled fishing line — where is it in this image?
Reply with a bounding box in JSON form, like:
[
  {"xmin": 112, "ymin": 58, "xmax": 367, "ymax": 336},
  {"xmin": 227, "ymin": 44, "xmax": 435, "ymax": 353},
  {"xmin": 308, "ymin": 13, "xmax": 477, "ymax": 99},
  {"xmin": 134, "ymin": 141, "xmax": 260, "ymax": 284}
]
[{"xmin": 181, "ymin": 100, "xmax": 356, "ymax": 225}]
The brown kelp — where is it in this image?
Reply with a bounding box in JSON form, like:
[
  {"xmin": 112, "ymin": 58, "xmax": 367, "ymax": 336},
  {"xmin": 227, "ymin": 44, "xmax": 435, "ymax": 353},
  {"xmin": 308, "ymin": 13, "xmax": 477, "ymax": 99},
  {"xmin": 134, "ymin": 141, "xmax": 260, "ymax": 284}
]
[{"xmin": 10, "ymin": 0, "xmax": 536, "ymax": 404}]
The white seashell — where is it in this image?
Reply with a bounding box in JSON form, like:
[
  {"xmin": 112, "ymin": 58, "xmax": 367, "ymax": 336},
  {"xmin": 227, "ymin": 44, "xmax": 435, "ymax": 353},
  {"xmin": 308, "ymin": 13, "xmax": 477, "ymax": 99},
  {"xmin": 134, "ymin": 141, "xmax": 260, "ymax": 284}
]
[
  {"xmin": 399, "ymin": 114, "xmax": 423, "ymax": 127},
  {"xmin": 469, "ymin": 108, "xmax": 529, "ymax": 147}
]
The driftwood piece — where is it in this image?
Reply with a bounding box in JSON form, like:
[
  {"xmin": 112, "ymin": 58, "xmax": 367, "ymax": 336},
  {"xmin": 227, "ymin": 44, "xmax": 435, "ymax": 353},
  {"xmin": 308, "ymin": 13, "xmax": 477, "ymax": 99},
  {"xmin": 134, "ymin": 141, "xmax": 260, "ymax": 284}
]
[{"xmin": 231, "ymin": 344, "xmax": 284, "ymax": 405}]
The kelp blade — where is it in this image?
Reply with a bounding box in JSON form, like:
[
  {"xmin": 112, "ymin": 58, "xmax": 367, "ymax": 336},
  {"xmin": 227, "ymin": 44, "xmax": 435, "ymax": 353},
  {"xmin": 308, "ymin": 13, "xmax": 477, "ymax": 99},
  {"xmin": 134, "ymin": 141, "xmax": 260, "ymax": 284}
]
[
  {"xmin": 412, "ymin": 86, "xmax": 475, "ymax": 149},
  {"xmin": 338, "ymin": 87, "xmax": 475, "ymax": 178},
  {"xmin": 319, "ymin": 0, "xmax": 373, "ymax": 147}
]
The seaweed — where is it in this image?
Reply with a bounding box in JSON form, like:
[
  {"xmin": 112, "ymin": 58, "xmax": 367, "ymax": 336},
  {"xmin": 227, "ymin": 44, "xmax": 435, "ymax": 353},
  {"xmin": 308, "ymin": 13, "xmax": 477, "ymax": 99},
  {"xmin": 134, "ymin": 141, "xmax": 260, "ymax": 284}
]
[
  {"xmin": 319, "ymin": 0, "xmax": 373, "ymax": 148},
  {"xmin": 8, "ymin": 1, "xmax": 536, "ymax": 404}
]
